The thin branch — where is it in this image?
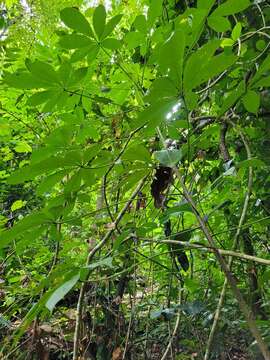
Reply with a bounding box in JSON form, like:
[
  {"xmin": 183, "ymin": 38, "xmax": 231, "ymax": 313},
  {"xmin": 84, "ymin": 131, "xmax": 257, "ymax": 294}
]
[
  {"xmin": 144, "ymin": 239, "xmax": 270, "ymax": 266},
  {"xmin": 160, "ymin": 282, "xmax": 183, "ymax": 360},
  {"xmin": 73, "ymin": 176, "xmax": 148, "ymax": 360},
  {"xmin": 103, "ymin": 124, "xmax": 146, "ymax": 225},
  {"xmin": 204, "ymin": 124, "xmax": 254, "ymax": 360},
  {"xmin": 157, "ymin": 127, "xmax": 270, "ymax": 360},
  {"xmin": 1, "ymin": 108, "xmax": 41, "ymax": 138},
  {"xmin": 219, "ymin": 122, "xmax": 230, "ymax": 162}
]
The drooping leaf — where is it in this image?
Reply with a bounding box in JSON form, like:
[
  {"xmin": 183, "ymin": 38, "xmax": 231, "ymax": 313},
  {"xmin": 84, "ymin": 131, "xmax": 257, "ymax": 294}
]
[
  {"xmin": 154, "ymin": 149, "xmax": 182, "ymax": 168},
  {"xmin": 46, "ymin": 273, "xmax": 80, "ymax": 312}
]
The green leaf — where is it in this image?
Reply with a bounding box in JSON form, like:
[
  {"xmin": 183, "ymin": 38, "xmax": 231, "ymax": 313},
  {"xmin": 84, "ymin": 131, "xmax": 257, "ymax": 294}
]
[
  {"xmin": 145, "ymin": 77, "xmax": 178, "ymax": 104},
  {"xmin": 121, "ymin": 169, "xmax": 147, "ymax": 193},
  {"xmin": 81, "ymin": 144, "xmax": 100, "ymax": 163},
  {"xmin": 242, "ymin": 90, "xmax": 260, "ymax": 114},
  {"xmin": 197, "ymin": 0, "xmax": 215, "ymax": 10},
  {"xmin": 250, "ymin": 54, "xmax": 270, "ymax": 86},
  {"xmin": 27, "ymin": 90, "xmax": 54, "ymax": 106},
  {"xmin": 7, "ymin": 156, "xmax": 69, "ymax": 184},
  {"xmin": 200, "ymin": 53, "xmax": 237, "ymax": 85},
  {"xmin": 86, "ymin": 45, "xmax": 100, "ymax": 62},
  {"xmin": 93, "ymin": 5, "xmax": 106, "ymax": 39},
  {"xmin": 59, "ymin": 34, "xmax": 94, "ymax": 49},
  {"xmin": 70, "ymin": 47, "xmax": 93, "ymax": 62},
  {"xmin": 231, "ymin": 22, "xmax": 242, "ymax": 40},
  {"xmin": 0, "ymin": 17, "xmax": 5, "ymax": 29},
  {"xmin": 36, "ymin": 170, "xmax": 69, "ymax": 195},
  {"xmin": 14, "ymin": 141, "xmax": 32, "ymax": 153},
  {"xmin": 134, "ymin": 15, "xmax": 148, "ymax": 34},
  {"xmin": 184, "ymin": 40, "xmax": 219, "ymax": 91},
  {"xmin": 211, "ymin": 0, "xmax": 250, "ymax": 17},
  {"xmin": 25, "ymin": 60, "xmax": 59, "ymax": 84},
  {"xmin": 184, "ymin": 40, "xmax": 222, "ymax": 92},
  {"xmin": 220, "ymin": 38, "xmax": 235, "ymax": 47},
  {"xmin": 46, "ymin": 273, "xmax": 80, "ymax": 312},
  {"xmin": 147, "ymin": 0, "xmax": 163, "ymax": 26},
  {"xmin": 11, "ymin": 200, "xmax": 27, "ymax": 212},
  {"xmin": 256, "ymin": 40, "xmax": 266, "ymax": 51},
  {"xmin": 253, "ymin": 77, "xmax": 270, "ymax": 88},
  {"xmin": 122, "ymin": 144, "xmax": 151, "ymax": 163},
  {"xmin": 68, "ymin": 66, "xmax": 88, "ymax": 86},
  {"xmin": 161, "ymin": 204, "xmax": 193, "ymax": 222},
  {"xmin": 133, "ymin": 99, "xmax": 178, "ymax": 134},
  {"xmin": 218, "ymin": 80, "xmax": 245, "ymax": 116},
  {"xmin": 64, "ymin": 171, "xmax": 82, "ymax": 194},
  {"xmin": 60, "ymin": 7, "xmax": 93, "ymax": 37},
  {"xmin": 0, "ymin": 212, "xmax": 49, "ymax": 249},
  {"xmin": 237, "ymin": 158, "xmax": 266, "ymax": 169},
  {"xmin": 4, "ymin": 72, "xmax": 49, "ymax": 89},
  {"xmin": 207, "ymin": 15, "xmax": 231, "ymax": 32},
  {"xmin": 102, "ymin": 14, "xmax": 122, "ymax": 39},
  {"xmin": 154, "ymin": 149, "xmax": 182, "ymax": 168},
  {"xmin": 185, "ymin": 91, "xmax": 199, "ymax": 111},
  {"xmin": 124, "ymin": 31, "xmax": 145, "ymax": 49},
  {"xmin": 80, "ymin": 257, "xmax": 113, "ymax": 281},
  {"xmin": 102, "ymin": 38, "xmax": 122, "ymax": 50},
  {"xmin": 176, "ymin": 8, "xmax": 210, "ymax": 49},
  {"xmin": 157, "ymin": 30, "xmax": 186, "ymax": 89}
]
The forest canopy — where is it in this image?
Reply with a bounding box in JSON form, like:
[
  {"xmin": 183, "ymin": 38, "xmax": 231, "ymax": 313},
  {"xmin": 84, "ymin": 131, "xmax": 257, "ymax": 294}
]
[{"xmin": 0, "ymin": 0, "xmax": 270, "ymax": 359}]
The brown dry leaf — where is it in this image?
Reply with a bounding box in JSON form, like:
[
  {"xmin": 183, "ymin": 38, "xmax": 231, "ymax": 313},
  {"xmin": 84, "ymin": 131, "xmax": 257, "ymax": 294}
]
[
  {"xmin": 40, "ymin": 324, "xmax": 52, "ymax": 333},
  {"xmin": 112, "ymin": 347, "xmax": 123, "ymax": 360},
  {"xmin": 105, "ymin": 222, "xmax": 116, "ymax": 229}
]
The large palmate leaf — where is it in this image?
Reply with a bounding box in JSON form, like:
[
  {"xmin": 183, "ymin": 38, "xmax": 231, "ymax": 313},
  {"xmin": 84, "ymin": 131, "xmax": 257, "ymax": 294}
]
[
  {"xmin": 93, "ymin": 4, "xmax": 106, "ymax": 39},
  {"xmin": 4, "ymin": 72, "xmax": 50, "ymax": 89},
  {"xmin": 60, "ymin": 7, "xmax": 94, "ymax": 37},
  {"xmin": 157, "ymin": 30, "xmax": 186, "ymax": 90}
]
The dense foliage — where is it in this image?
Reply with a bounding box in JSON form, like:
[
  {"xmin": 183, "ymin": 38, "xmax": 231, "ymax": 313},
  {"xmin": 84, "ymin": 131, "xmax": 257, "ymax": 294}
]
[{"xmin": 0, "ymin": 0, "xmax": 270, "ymax": 359}]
